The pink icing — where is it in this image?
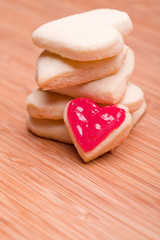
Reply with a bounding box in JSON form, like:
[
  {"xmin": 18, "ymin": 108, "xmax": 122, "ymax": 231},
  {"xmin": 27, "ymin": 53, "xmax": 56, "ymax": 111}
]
[{"xmin": 67, "ymin": 98, "xmax": 126, "ymax": 152}]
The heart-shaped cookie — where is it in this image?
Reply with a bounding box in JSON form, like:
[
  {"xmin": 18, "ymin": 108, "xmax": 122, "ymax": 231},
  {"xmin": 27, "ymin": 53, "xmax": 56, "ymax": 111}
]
[
  {"xmin": 32, "ymin": 9, "xmax": 132, "ymax": 61},
  {"xmin": 64, "ymin": 98, "xmax": 132, "ymax": 162}
]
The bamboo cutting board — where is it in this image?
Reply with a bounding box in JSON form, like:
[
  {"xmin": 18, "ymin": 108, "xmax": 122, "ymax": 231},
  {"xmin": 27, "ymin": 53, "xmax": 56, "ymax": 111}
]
[{"xmin": 0, "ymin": 0, "xmax": 160, "ymax": 239}]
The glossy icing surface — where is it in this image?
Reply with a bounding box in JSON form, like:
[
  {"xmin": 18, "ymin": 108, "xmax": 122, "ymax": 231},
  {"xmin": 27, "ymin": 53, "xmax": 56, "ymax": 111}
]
[{"xmin": 67, "ymin": 98, "xmax": 126, "ymax": 152}]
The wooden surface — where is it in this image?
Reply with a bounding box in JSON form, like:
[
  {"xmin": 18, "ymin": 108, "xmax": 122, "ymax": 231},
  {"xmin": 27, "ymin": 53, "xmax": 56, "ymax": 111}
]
[{"xmin": 0, "ymin": 0, "xmax": 160, "ymax": 239}]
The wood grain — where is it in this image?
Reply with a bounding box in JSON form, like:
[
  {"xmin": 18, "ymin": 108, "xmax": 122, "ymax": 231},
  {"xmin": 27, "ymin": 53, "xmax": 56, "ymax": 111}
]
[{"xmin": 0, "ymin": 0, "xmax": 160, "ymax": 239}]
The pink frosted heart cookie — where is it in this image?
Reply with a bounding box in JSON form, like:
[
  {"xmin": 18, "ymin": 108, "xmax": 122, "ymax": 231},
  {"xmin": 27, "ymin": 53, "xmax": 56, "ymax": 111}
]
[{"xmin": 64, "ymin": 98, "xmax": 132, "ymax": 162}]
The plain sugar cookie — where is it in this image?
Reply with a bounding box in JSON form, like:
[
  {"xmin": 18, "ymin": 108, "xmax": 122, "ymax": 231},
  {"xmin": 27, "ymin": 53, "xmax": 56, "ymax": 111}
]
[
  {"xmin": 36, "ymin": 46, "xmax": 127, "ymax": 90},
  {"xmin": 53, "ymin": 48, "xmax": 135, "ymax": 104},
  {"xmin": 27, "ymin": 115, "xmax": 72, "ymax": 144},
  {"xmin": 26, "ymin": 81, "xmax": 143, "ymax": 121},
  {"xmin": 119, "ymin": 82, "xmax": 144, "ymax": 113},
  {"xmin": 131, "ymin": 101, "xmax": 146, "ymax": 128},
  {"xmin": 32, "ymin": 9, "xmax": 133, "ymax": 61},
  {"xmin": 26, "ymin": 89, "xmax": 72, "ymax": 120}
]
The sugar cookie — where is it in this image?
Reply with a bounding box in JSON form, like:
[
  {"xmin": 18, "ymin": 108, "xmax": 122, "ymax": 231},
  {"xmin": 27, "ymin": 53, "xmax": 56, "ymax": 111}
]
[
  {"xmin": 27, "ymin": 115, "xmax": 72, "ymax": 144},
  {"xmin": 131, "ymin": 101, "xmax": 146, "ymax": 128},
  {"xmin": 32, "ymin": 9, "xmax": 132, "ymax": 61},
  {"xmin": 119, "ymin": 82, "xmax": 144, "ymax": 113},
  {"xmin": 26, "ymin": 82, "xmax": 143, "ymax": 120},
  {"xmin": 26, "ymin": 89, "xmax": 72, "ymax": 120},
  {"xmin": 36, "ymin": 46, "xmax": 127, "ymax": 89},
  {"xmin": 54, "ymin": 48, "xmax": 135, "ymax": 104},
  {"xmin": 64, "ymin": 98, "xmax": 132, "ymax": 162}
]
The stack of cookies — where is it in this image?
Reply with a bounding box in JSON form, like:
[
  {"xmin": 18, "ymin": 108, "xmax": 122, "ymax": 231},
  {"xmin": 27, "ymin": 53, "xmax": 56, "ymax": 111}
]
[{"xmin": 26, "ymin": 9, "xmax": 146, "ymax": 162}]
